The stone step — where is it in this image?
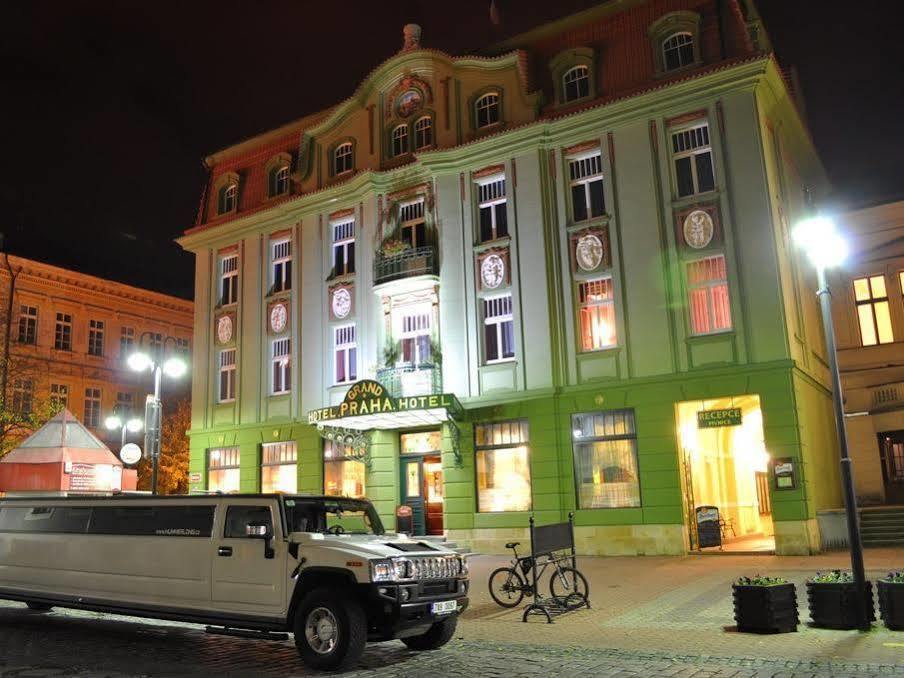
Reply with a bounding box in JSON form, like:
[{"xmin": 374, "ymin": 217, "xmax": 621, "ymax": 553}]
[
  {"xmin": 864, "ymin": 539, "xmax": 904, "ymax": 547},
  {"xmin": 861, "ymin": 519, "xmax": 904, "ymax": 528}
]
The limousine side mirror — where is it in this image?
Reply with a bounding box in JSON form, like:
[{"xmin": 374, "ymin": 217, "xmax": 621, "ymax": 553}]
[{"xmin": 246, "ymin": 521, "xmax": 275, "ymax": 560}]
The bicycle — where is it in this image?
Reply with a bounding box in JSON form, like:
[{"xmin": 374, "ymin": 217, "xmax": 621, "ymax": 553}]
[{"xmin": 488, "ymin": 541, "xmax": 589, "ymax": 609}]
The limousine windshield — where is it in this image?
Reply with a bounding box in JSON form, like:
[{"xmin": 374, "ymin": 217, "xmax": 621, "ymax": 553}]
[{"xmin": 284, "ymin": 497, "xmax": 384, "ymax": 536}]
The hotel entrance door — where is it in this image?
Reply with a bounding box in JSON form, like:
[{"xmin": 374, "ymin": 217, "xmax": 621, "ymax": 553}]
[
  {"xmin": 879, "ymin": 431, "xmax": 904, "ymax": 505},
  {"xmin": 399, "ymin": 431, "xmax": 444, "ymax": 536}
]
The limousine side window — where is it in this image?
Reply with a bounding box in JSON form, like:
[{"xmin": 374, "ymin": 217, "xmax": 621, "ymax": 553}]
[
  {"xmin": 224, "ymin": 506, "xmax": 273, "ymax": 538},
  {"xmin": 0, "ymin": 506, "xmax": 92, "ymax": 533},
  {"xmin": 89, "ymin": 506, "xmax": 216, "ymax": 537}
]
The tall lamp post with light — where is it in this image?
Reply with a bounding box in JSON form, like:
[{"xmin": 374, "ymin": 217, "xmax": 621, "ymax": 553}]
[
  {"xmin": 127, "ymin": 334, "xmax": 188, "ymax": 495},
  {"xmin": 104, "ymin": 414, "xmax": 144, "ymax": 449},
  {"xmin": 793, "ymin": 214, "xmax": 869, "ymax": 630}
]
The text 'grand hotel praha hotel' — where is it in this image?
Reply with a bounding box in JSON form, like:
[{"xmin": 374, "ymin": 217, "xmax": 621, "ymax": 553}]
[{"xmin": 179, "ymin": 0, "xmax": 843, "ymax": 555}]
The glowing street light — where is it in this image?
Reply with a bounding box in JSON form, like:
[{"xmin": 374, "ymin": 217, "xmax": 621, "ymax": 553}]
[{"xmin": 105, "ymin": 414, "xmax": 144, "ymax": 449}]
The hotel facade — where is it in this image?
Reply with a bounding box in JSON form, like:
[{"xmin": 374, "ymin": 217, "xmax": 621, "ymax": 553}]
[{"xmin": 180, "ymin": 0, "xmax": 843, "ymax": 555}]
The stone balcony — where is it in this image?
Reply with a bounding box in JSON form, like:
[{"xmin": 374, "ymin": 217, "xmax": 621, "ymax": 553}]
[
  {"xmin": 375, "ymin": 363, "xmax": 442, "ymax": 398},
  {"xmin": 373, "ymin": 245, "xmax": 438, "ymax": 287}
]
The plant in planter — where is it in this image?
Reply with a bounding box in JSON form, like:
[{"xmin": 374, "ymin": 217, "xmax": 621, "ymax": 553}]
[
  {"xmin": 807, "ymin": 570, "xmax": 875, "ymax": 629},
  {"xmin": 381, "ymin": 341, "xmax": 401, "ymax": 368},
  {"xmin": 878, "ymin": 571, "xmax": 904, "ymax": 630},
  {"xmin": 381, "ymin": 238, "xmax": 411, "ymax": 257},
  {"xmin": 732, "ymin": 575, "xmax": 798, "ymax": 633}
]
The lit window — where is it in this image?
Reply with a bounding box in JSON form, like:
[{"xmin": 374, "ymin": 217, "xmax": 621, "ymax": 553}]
[
  {"xmin": 399, "ymin": 199, "xmax": 427, "ymax": 249},
  {"xmin": 220, "ymin": 254, "xmax": 239, "ymax": 305},
  {"xmin": 269, "ymin": 166, "xmax": 289, "ymax": 197},
  {"xmin": 88, "ymin": 319, "xmax": 104, "ymax": 357},
  {"xmin": 54, "ymin": 313, "xmax": 72, "ymax": 351},
  {"xmin": 332, "ymin": 219, "xmax": 356, "ymax": 276},
  {"xmin": 17, "ymin": 305, "xmax": 37, "ymax": 345},
  {"xmin": 578, "ymin": 278, "xmax": 617, "ymax": 350},
  {"xmin": 663, "ymin": 32, "xmax": 695, "ymax": 71},
  {"xmin": 12, "ymin": 379, "xmax": 33, "ymax": 415},
  {"xmin": 671, "ymin": 123, "xmax": 715, "ymax": 198},
  {"xmin": 84, "ymin": 387, "xmax": 101, "ymax": 428},
  {"xmin": 854, "ymin": 275, "xmax": 893, "ymax": 346},
  {"xmin": 271, "ymin": 238, "xmax": 292, "ymax": 293},
  {"xmin": 120, "ymin": 326, "xmax": 135, "ymax": 359},
  {"xmin": 475, "ymin": 92, "xmax": 500, "ymax": 128},
  {"xmin": 271, "ymin": 338, "xmax": 291, "ymax": 395},
  {"xmin": 208, "ymin": 447, "xmax": 240, "ymax": 493},
  {"xmin": 324, "ymin": 440, "xmax": 366, "ymax": 498},
  {"xmin": 563, "ymin": 65, "xmax": 590, "ymax": 102},
  {"xmin": 399, "ymin": 308, "xmax": 432, "ymax": 366},
  {"xmin": 219, "ymin": 349, "xmax": 236, "ymax": 402},
  {"xmin": 261, "ymin": 442, "xmax": 297, "ymax": 493},
  {"xmin": 392, "ymin": 125, "xmax": 409, "ymax": 157},
  {"xmin": 414, "ymin": 117, "xmax": 433, "ymax": 149},
  {"xmin": 483, "ymin": 294, "xmax": 515, "ymax": 363},
  {"xmin": 475, "ymin": 420, "xmax": 531, "ymax": 512},
  {"xmin": 334, "ymin": 324, "xmax": 357, "ymax": 385},
  {"xmin": 477, "ymin": 175, "xmax": 508, "ymax": 242},
  {"xmin": 687, "ymin": 255, "xmax": 732, "ymax": 335},
  {"xmin": 334, "ymin": 143, "xmax": 353, "ymax": 174},
  {"xmin": 572, "ymin": 410, "xmax": 640, "ymax": 508},
  {"xmin": 568, "ymin": 152, "xmax": 605, "ymax": 222},
  {"xmin": 50, "ymin": 383, "xmax": 69, "ymax": 410},
  {"xmin": 218, "ymin": 183, "xmax": 237, "ymax": 214}
]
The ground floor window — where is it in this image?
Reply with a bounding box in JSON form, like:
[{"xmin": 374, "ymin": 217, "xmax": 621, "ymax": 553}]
[
  {"xmin": 572, "ymin": 409, "xmax": 640, "ymax": 508},
  {"xmin": 208, "ymin": 446, "xmax": 240, "ymax": 493},
  {"xmin": 475, "ymin": 420, "xmax": 531, "ymax": 512},
  {"xmin": 323, "ymin": 440, "xmax": 366, "ymax": 498},
  {"xmin": 261, "ymin": 441, "xmax": 297, "ymax": 493}
]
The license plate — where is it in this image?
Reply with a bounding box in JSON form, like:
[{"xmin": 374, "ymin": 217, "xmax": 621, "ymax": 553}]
[{"xmin": 431, "ymin": 600, "xmax": 457, "ymax": 615}]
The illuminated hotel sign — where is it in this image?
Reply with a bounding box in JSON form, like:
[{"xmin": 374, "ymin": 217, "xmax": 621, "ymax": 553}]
[
  {"xmin": 307, "ymin": 380, "xmax": 459, "ymax": 427},
  {"xmin": 696, "ymin": 407, "xmax": 743, "ymax": 429}
]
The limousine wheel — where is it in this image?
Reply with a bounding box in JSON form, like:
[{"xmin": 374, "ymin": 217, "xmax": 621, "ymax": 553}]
[
  {"xmin": 293, "ymin": 588, "xmax": 366, "ymax": 671},
  {"xmin": 26, "ymin": 602, "xmax": 52, "ymax": 612},
  {"xmin": 401, "ymin": 615, "xmax": 457, "ymax": 650}
]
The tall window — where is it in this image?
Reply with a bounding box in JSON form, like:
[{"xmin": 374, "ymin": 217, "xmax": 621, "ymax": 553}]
[
  {"xmin": 578, "ymin": 277, "xmax": 617, "ymax": 350},
  {"xmin": 332, "ymin": 219, "xmax": 355, "ymax": 276},
  {"xmin": 399, "ymin": 199, "xmax": 427, "ymax": 249},
  {"xmin": 271, "ymin": 238, "xmax": 292, "ymax": 293},
  {"xmin": 477, "ymin": 176, "xmax": 508, "ymax": 242},
  {"xmin": 84, "ymin": 387, "xmax": 101, "ymax": 428},
  {"xmin": 563, "ymin": 65, "xmax": 590, "ymax": 102},
  {"xmin": 176, "ymin": 337, "xmax": 190, "ymax": 356},
  {"xmin": 11, "ymin": 379, "xmax": 33, "ymax": 415},
  {"xmin": 483, "ymin": 294, "xmax": 515, "ymax": 363},
  {"xmin": 219, "ymin": 349, "xmax": 236, "ymax": 402},
  {"xmin": 208, "ymin": 447, "xmax": 240, "ymax": 493},
  {"xmin": 475, "ymin": 92, "xmax": 500, "ymax": 128},
  {"xmin": 50, "ymin": 383, "xmax": 69, "ymax": 410},
  {"xmin": 572, "ymin": 409, "xmax": 640, "ymax": 509},
  {"xmin": 392, "ymin": 125, "xmax": 409, "ymax": 157},
  {"xmin": 220, "ymin": 254, "xmax": 239, "ymax": 305},
  {"xmin": 261, "ymin": 442, "xmax": 297, "ymax": 494},
  {"xmin": 115, "ymin": 391, "xmax": 134, "ymax": 417},
  {"xmin": 218, "ymin": 183, "xmax": 237, "ymax": 214},
  {"xmin": 269, "ymin": 165, "xmax": 289, "ymax": 197},
  {"xmin": 271, "ymin": 338, "xmax": 291, "ymax": 395},
  {"xmin": 88, "ymin": 319, "xmax": 104, "ymax": 357},
  {"xmin": 54, "ymin": 313, "xmax": 72, "ymax": 351},
  {"xmin": 120, "ymin": 326, "xmax": 135, "ymax": 359},
  {"xmin": 663, "ymin": 32, "xmax": 695, "ymax": 71},
  {"xmin": 400, "ymin": 309, "xmax": 432, "ymax": 365},
  {"xmin": 334, "ymin": 324, "xmax": 357, "ymax": 385},
  {"xmin": 671, "ymin": 123, "xmax": 715, "ymax": 198},
  {"xmin": 568, "ymin": 152, "xmax": 605, "ymax": 222},
  {"xmin": 148, "ymin": 332, "xmax": 163, "ymax": 350},
  {"xmin": 687, "ymin": 255, "xmax": 732, "ymax": 335},
  {"xmin": 414, "ymin": 117, "xmax": 433, "ymax": 149},
  {"xmin": 854, "ymin": 275, "xmax": 894, "ymax": 346},
  {"xmin": 333, "ymin": 143, "xmax": 353, "ymax": 174},
  {"xmin": 324, "ymin": 440, "xmax": 366, "ymax": 498},
  {"xmin": 475, "ymin": 420, "xmax": 531, "ymax": 512},
  {"xmin": 17, "ymin": 305, "xmax": 37, "ymax": 345}
]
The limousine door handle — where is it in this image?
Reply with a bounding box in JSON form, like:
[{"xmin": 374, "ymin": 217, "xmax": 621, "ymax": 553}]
[{"xmin": 218, "ymin": 546, "xmax": 233, "ymax": 557}]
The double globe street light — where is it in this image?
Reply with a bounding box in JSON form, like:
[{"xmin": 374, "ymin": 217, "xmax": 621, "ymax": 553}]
[{"xmin": 104, "ymin": 414, "xmax": 144, "ymax": 448}]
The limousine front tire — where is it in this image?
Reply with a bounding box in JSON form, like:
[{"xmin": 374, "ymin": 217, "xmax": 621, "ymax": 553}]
[
  {"xmin": 26, "ymin": 602, "xmax": 53, "ymax": 612},
  {"xmin": 400, "ymin": 615, "xmax": 457, "ymax": 650},
  {"xmin": 293, "ymin": 587, "xmax": 366, "ymax": 671}
]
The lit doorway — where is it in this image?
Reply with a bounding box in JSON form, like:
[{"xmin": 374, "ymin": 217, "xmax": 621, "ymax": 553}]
[
  {"xmin": 399, "ymin": 431, "xmax": 444, "ymax": 536},
  {"xmin": 676, "ymin": 395, "xmax": 774, "ymax": 553}
]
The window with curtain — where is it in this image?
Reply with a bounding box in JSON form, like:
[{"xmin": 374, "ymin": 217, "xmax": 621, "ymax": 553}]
[
  {"xmin": 572, "ymin": 409, "xmax": 640, "ymax": 509},
  {"xmin": 687, "ymin": 255, "xmax": 732, "ymax": 335},
  {"xmin": 483, "ymin": 294, "xmax": 515, "ymax": 363},
  {"xmin": 261, "ymin": 442, "xmax": 297, "ymax": 493},
  {"xmin": 334, "ymin": 324, "xmax": 357, "ymax": 384},
  {"xmin": 578, "ymin": 277, "xmax": 617, "ymax": 350},
  {"xmin": 323, "ymin": 440, "xmax": 366, "ymax": 498},
  {"xmin": 475, "ymin": 420, "xmax": 531, "ymax": 512},
  {"xmin": 477, "ymin": 175, "xmax": 508, "ymax": 242},
  {"xmin": 332, "ymin": 219, "xmax": 355, "ymax": 276},
  {"xmin": 208, "ymin": 447, "xmax": 240, "ymax": 493}
]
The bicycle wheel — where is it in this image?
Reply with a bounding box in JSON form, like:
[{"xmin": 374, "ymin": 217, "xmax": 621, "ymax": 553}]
[
  {"xmin": 489, "ymin": 567, "xmax": 525, "ymax": 608},
  {"xmin": 549, "ymin": 566, "xmax": 589, "ymax": 609}
]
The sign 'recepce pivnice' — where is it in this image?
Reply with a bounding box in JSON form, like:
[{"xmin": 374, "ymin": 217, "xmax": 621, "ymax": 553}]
[
  {"xmin": 696, "ymin": 407, "xmax": 743, "ymax": 428},
  {"xmin": 307, "ymin": 379, "xmax": 456, "ymax": 425}
]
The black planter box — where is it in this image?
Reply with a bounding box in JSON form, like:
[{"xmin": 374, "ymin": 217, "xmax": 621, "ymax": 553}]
[
  {"xmin": 878, "ymin": 580, "xmax": 904, "ymax": 630},
  {"xmin": 732, "ymin": 583, "xmax": 798, "ymax": 633},
  {"xmin": 806, "ymin": 581, "xmax": 875, "ymax": 629}
]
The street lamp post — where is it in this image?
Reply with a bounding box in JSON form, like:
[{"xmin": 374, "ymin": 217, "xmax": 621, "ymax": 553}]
[
  {"xmin": 793, "ymin": 214, "xmax": 870, "ymax": 631},
  {"xmin": 104, "ymin": 414, "xmax": 144, "ymax": 449}
]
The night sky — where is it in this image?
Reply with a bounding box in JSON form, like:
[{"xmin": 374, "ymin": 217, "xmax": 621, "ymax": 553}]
[{"xmin": 1, "ymin": 1, "xmax": 899, "ymax": 299}]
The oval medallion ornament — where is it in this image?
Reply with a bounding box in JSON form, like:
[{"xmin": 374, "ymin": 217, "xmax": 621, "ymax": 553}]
[
  {"xmin": 480, "ymin": 254, "xmax": 505, "ymax": 290},
  {"xmin": 216, "ymin": 315, "xmax": 233, "ymax": 344},
  {"xmin": 396, "ymin": 89, "xmax": 423, "ymax": 118},
  {"xmin": 332, "ymin": 288, "xmax": 352, "ymax": 319},
  {"xmin": 575, "ymin": 233, "xmax": 604, "ymax": 271},
  {"xmin": 269, "ymin": 303, "xmax": 288, "ymax": 333},
  {"xmin": 683, "ymin": 210, "xmax": 715, "ymax": 249}
]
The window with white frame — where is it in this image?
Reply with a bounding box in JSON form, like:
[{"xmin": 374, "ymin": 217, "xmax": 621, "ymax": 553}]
[
  {"xmin": 269, "ymin": 165, "xmax": 289, "ymax": 197},
  {"xmin": 220, "ymin": 254, "xmax": 239, "ymax": 305},
  {"xmin": 662, "ymin": 32, "xmax": 695, "ymax": 71},
  {"xmin": 563, "ymin": 65, "xmax": 590, "ymax": 102},
  {"xmin": 475, "ymin": 92, "xmax": 500, "ymax": 128},
  {"xmin": 671, "ymin": 123, "xmax": 715, "ymax": 198},
  {"xmin": 392, "ymin": 125, "xmax": 409, "ymax": 157},
  {"xmin": 271, "ymin": 338, "xmax": 291, "ymax": 395},
  {"xmin": 572, "ymin": 409, "xmax": 640, "ymax": 509},
  {"xmin": 50, "ymin": 383, "xmax": 69, "ymax": 410},
  {"xmin": 324, "ymin": 440, "xmax": 366, "ymax": 498},
  {"xmin": 261, "ymin": 441, "xmax": 297, "ymax": 493},
  {"xmin": 578, "ymin": 277, "xmax": 617, "ymax": 351},
  {"xmin": 475, "ymin": 420, "xmax": 531, "ymax": 512},
  {"xmin": 54, "ymin": 313, "xmax": 72, "ymax": 351},
  {"xmin": 332, "ymin": 219, "xmax": 355, "ymax": 276},
  {"xmin": 12, "ymin": 379, "xmax": 33, "ymax": 415},
  {"xmin": 120, "ymin": 326, "xmax": 135, "ymax": 359},
  {"xmin": 271, "ymin": 238, "xmax": 292, "ymax": 293},
  {"xmin": 334, "ymin": 324, "xmax": 357, "ymax": 385},
  {"xmin": 400, "ymin": 309, "xmax": 432, "ymax": 365},
  {"xmin": 84, "ymin": 387, "xmax": 101, "ymax": 428},
  {"xmin": 687, "ymin": 255, "xmax": 732, "ymax": 335},
  {"xmin": 483, "ymin": 294, "xmax": 515, "ymax": 363},
  {"xmin": 208, "ymin": 447, "xmax": 240, "ymax": 493},
  {"xmin": 854, "ymin": 275, "xmax": 894, "ymax": 346},
  {"xmin": 17, "ymin": 305, "xmax": 37, "ymax": 345},
  {"xmin": 414, "ymin": 116, "xmax": 433, "ymax": 149},
  {"xmin": 219, "ymin": 348, "xmax": 236, "ymax": 402},
  {"xmin": 218, "ymin": 183, "xmax": 237, "ymax": 214},
  {"xmin": 568, "ymin": 151, "xmax": 605, "ymax": 222},
  {"xmin": 334, "ymin": 142, "xmax": 353, "ymax": 174},
  {"xmin": 399, "ymin": 199, "xmax": 427, "ymax": 249},
  {"xmin": 477, "ymin": 175, "xmax": 508, "ymax": 242},
  {"xmin": 88, "ymin": 319, "xmax": 104, "ymax": 357}
]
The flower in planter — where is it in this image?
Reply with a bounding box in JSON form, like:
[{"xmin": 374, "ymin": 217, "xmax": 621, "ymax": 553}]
[
  {"xmin": 736, "ymin": 575, "xmax": 788, "ymax": 587},
  {"xmin": 883, "ymin": 571, "xmax": 904, "ymax": 583},
  {"xmin": 809, "ymin": 570, "xmax": 854, "ymax": 584},
  {"xmin": 381, "ymin": 239, "xmax": 411, "ymax": 257}
]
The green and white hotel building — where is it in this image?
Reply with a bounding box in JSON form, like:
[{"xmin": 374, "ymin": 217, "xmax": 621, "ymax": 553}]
[{"xmin": 179, "ymin": 1, "xmax": 844, "ymax": 555}]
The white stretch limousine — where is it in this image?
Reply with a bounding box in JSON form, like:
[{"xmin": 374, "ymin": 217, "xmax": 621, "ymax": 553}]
[{"xmin": 0, "ymin": 494, "xmax": 469, "ymax": 670}]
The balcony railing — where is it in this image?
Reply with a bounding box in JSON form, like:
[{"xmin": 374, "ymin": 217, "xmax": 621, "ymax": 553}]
[
  {"xmin": 376, "ymin": 364, "xmax": 442, "ymax": 398},
  {"xmin": 373, "ymin": 245, "xmax": 438, "ymax": 286}
]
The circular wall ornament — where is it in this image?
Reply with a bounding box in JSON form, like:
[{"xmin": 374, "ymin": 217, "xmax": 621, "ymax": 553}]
[
  {"xmin": 269, "ymin": 302, "xmax": 288, "ymax": 333},
  {"xmin": 480, "ymin": 253, "xmax": 505, "ymax": 289},
  {"xmin": 683, "ymin": 210, "xmax": 715, "ymax": 249},
  {"xmin": 396, "ymin": 89, "xmax": 423, "ymax": 118},
  {"xmin": 332, "ymin": 287, "xmax": 352, "ymax": 319},
  {"xmin": 575, "ymin": 233, "xmax": 604, "ymax": 271},
  {"xmin": 216, "ymin": 315, "xmax": 233, "ymax": 344},
  {"xmin": 119, "ymin": 443, "xmax": 142, "ymax": 466}
]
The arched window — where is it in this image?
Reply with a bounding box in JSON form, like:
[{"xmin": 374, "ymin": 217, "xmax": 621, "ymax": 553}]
[
  {"xmin": 414, "ymin": 117, "xmax": 433, "ymax": 150},
  {"xmin": 475, "ymin": 93, "xmax": 500, "ymax": 129},
  {"xmin": 662, "ymin": 32, "xmax": 695, "ymax": 71},
  {"xmin": 218, "ymin": 184, "xmax": 237, "ymax": 214},
  {"xmin": 333, "ymin": 142, "xmax": 353, "ymax": 175},
  {"xmin": 392, "ymin": 124, "xmax": 409, "ymax": 157},
  {"xmin": 269, "ymin": 166, "xmax": 289, "ymax": 197},
  {"xmin": 563, "ymin": 66, "xmax": 590, "ymax": 102}
]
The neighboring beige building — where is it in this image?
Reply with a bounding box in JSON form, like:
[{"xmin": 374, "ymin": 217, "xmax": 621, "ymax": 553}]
[
  {"xmin": 831, "ymin": 200, "xmax": 904, "ymax": 506},
  {"xmin": 0, "ymin": 253, "xmax": 193, "ymax": 453}
]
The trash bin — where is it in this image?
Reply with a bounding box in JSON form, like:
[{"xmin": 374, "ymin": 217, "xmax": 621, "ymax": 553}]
[
  {"xmin": 396, "ymin": 505, "xmax": 413, "ymax": 535},
  {"xmin": 695, "ymin": 505, "xmax": 721, "ymax": 549}
]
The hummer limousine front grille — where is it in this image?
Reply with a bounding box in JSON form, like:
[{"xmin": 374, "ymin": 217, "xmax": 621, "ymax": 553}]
[{"xmin": 403, "ymin": 556, "xmax": 460, "ymax": 580}]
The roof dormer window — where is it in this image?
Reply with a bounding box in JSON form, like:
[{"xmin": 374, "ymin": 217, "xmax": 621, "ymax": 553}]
[
  {"xmin": 475, "ymin": 92, "xmax": 500, "ymax": 129},
  {"xmin": 392, "ymin": 124, "xmax": 409, "ymax": 157},
  {"xmin": 218, "ymin": 183, "xmax": 237, "ymax": 215},
  {"xmin": 333, "ymin": 142, "xmax": 354, "ymax": 175},
  {"xmin": 269, "ymin": 166, "xmax": 289, "ymax": 197},
  {"xmin": 414, "ymin": 116, "xmax": 433, "ymax": 150},
  {"xmin": 563, "ymin": 66, "xmax": 590, "ymax": 103},
  {"xmin": 663, "ymin": 32, "xmax": 695, "ymax": 71},
  {"xmin": 648, "ymin": 11, "xmax": 701, "ymax": 75}
]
